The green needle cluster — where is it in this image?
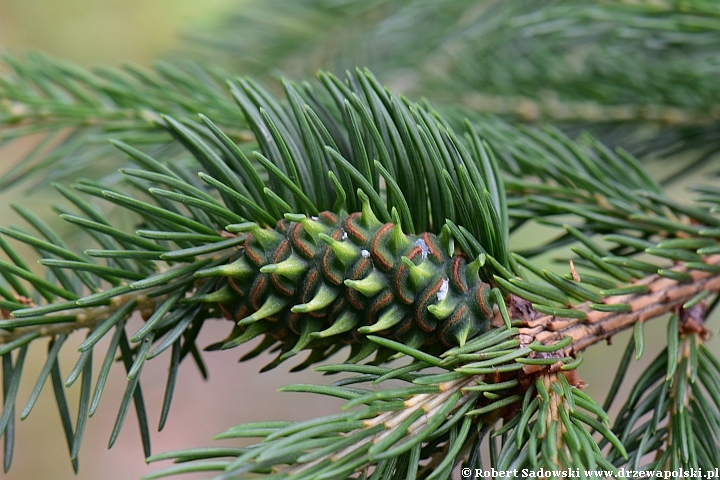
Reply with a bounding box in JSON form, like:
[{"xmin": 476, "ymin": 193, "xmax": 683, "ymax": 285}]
[{"xmin": 0, "ymin": 7, "xmax": 719, "ymax": 476}]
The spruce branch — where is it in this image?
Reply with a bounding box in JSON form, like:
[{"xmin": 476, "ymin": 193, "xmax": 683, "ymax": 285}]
[
  {"xmin": 460, "ymin": 92, "xmax": 720, "ymax": 127},
  {"xmin": 2, "ymin": 2, "xmax": 720, "ymax": 478},
  {"xmin": 518, "ymin": 254, "xmax": 720, "ymax": 354},
  {"xmin": 0, "ymin": 67, "xmax": 718, "ymax": 477},
  {"xmin": 605, "ymin": 312, "xmax": 719, "ymax": 471},
  {"xmin": 192, "ymin": 0, "xmax": 720, "ymax": 170},
  {"xmin": 0, "ymin": 290, "xmax": 163, "ymax": 345},
  {"xmin": 0, "ymin": 52, "xmax": 247, "ymax": 189}
]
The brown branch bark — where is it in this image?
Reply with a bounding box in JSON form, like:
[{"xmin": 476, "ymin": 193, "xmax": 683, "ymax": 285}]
[
  {"xmin": 517, "ymin": 254, "xmax": 720, "ymax": 356},
  {"xmin": 461, "ymin": 92, "xmax": 720, "ymax": 125},
  {"xmin": 0, "ymin": 291, "xmax": 161, "ymax": 344}
]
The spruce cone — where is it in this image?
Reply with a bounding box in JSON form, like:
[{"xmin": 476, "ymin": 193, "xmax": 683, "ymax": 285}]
[{"xmin": 198, "ymin": 196, "xmax": 494, "ymax": 365}]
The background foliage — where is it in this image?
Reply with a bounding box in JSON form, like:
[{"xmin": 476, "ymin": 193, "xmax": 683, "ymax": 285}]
[{"xmin": 0, "ymin": 3, "xmax": 304, "ymax": 480}]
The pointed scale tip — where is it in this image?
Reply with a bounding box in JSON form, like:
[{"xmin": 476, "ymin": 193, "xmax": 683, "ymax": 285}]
[
  {"xmin": 259, "ymin": 254, "xmax": 308, "ymax": 281},
  {"xmin": 357, "ymin": 305, "xmax": 405, "ymax": 334},
  {"xmin": 357, "ymin": 189, "xmax": 381, "ymax": 229},
  {"xmin": 453, "ymin": 320, "xmax": 474, "ymax": 348},
  {"xmin": 225, "ymin": 222, "xmax": 282, "ymax": 249},
  {"xmin": 308, "ymin": 311, "xmax": 359, "ymax": 339},
  {"xmin": 389, "ymin": 208, "xmax": 410, "ymax": 254},
  {"xmin": 239, "ymin": 335, "xmax": 277, "ymax": 363},
  {"xmin": 185, "ymin": 284, "xmax": 234, "ymax": 304},
  {"xmin": 195, "ymin": 258, "xmax": 254, "ymax": 279},
  {"xmin": 438, "ymin": 224, "xmax": 455, "ymax": 257},
  {"xmin": 290, "ymin": 284, "xmax": 338, "ymax": 314},
  {"xmin": 346, "ymin": 340, "xmax": 377, "ymax": 364},
  {"xmin": 278, "ymin": 318, "xmax": 323, "ymax": 362},
  {"xmin": 465, "ymin": 254, "xmax": 486, "ymax": 285},
  {"xmin": 238, "ymin": 295, "xmax": 287, "ymax": 325},
  {"xmin": 427, "ymin": 298, "xmax": 457, "ymax": 320},
  {"xmin": 401, "ymin": 256, "xmax": 435, "ymax": 287},
  {"xmin": 289, "ymin": 346, "xmax": 337, "ymax": 373},
  {"xmin": 289, "ymin": 213, "xmax": 329, "ymax": 242},
  {"xmin": 221, "ymin": 322, "xmax": 269, "ymax": 350},
  {"xmin": 319, "ymin": 232, "xmax": 359, "ymax": 265},
  {"xmin": 343, "ymin": 271, "xmax": 385, "ymax": 297},
  {"xmin": 259, "ymin": 354, "xmax": 285, "ymax": 373}
]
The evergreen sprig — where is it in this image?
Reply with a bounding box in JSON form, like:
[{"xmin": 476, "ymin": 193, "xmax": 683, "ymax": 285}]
[
  {"xmin": 0, "ymin": 51, "xmax": 246, "ymax": 189},
  {"xmin": 605, "ymin": 321, "xmax": 720, "ymax": 472},
  {"xmin": 5, "ymin": 1, "xmax": 720, "ymax": 196},
  {"xmin": 0, "ymin": 66, "xmax": 718, "ymax": 478},
  {"xmin": 192, "ymin": 0, "xmax": 720, "ymax": 176}
]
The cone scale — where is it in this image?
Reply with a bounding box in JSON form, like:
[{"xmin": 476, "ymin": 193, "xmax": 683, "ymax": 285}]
[{"xmin": 203, "ymin": 199, "xmax": 495, "ymax": 363}]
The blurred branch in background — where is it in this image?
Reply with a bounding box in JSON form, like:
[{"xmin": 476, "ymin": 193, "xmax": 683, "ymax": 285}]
[
  {"xmin": 190, "ymin": 0, "xmax": 720, "ymax": 178},
  {"xmin": 3, "ymin": 0, "xmax": 720, "ymax": 196}
]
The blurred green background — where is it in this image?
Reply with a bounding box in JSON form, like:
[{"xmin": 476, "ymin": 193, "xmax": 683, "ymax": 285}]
[
  {"xmin": 0, "ymin": 1, "xmax": 347, "ymax": 479},
  {"xmin": 0, "ymin": 0, "xmax": 230, "ymax": 65}
]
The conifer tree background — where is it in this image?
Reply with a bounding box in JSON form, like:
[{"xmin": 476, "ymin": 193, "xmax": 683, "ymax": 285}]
[{"xmin": 1, "ymin": 1, "xmax": 720, "ymax": 479}]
